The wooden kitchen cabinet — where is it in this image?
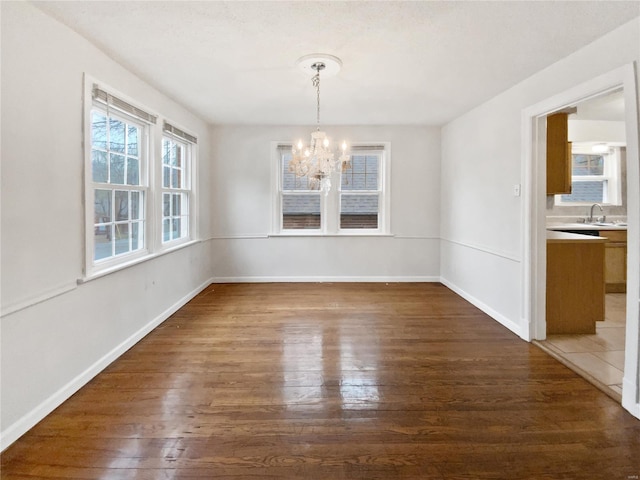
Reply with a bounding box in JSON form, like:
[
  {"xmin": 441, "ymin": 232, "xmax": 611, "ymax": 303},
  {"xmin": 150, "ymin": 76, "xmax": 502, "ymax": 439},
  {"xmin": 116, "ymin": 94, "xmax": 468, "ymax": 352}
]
[
  {"xmin": 601, "ymin": 230, "xmax": 627, "ymax": 293},
  {"xmin": 546, "ymin": 112, "xmax": 572, "ymax": 195},
  {"xmin": 546, "ymin": 231, "xmax": 605, "ymax": 334}
]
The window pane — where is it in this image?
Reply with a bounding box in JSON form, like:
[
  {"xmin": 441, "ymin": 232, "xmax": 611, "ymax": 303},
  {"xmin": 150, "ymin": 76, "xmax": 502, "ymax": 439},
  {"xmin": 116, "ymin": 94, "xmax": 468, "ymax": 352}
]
[
  {"xmin": 282, "ymin": 194, "xmax": 321, "ymax": 229},
  {"xmin": 127, "ymin": 125, "xmax": 139, "ymax": 157},
  {"xmin": 109, "ymin": 119, "xmax": 125, "ymax": 153},
  {"xmin": 171, "ymin": 167, "xmax": 181, "ymax": 189},
  {"xmin": 114, "ymin": 223, "xmax": 130, "ymax": 255},
  {"xmin": 572, "ymin": 154, "xmax": 604, "ymax": 176},
  {"xmin": 132, "ymin": 222, "xmax": 143, "ymax": 251},
  {"xmin": 94, "ymin": 189, "xmax": 111, "ymax": 223},
  {"xmin": 163, "ymin": 193, "xmax": 171, "ymax": 217},
  {"xmin": 163, "ymin": 166, "xmax": 171, "ymax": 188},
  {"xmin": 352, "ymin": 174, "xmax": 367, "ymax": 190},
  {"xmin": 172, "ymin": 218, "xmax": 181, "ymax": 239},
  {"xmin": 174, "ymin": 144, "xmax": 182, "ymax": 168},
  {"xmin": 114, "ymin": 190, "xmax": 129, "ymax": 221},
  {"xmin": 172, "ymin": 193, "xmax": 181, "ymax": 216},
  {"xmin": 341, "ymin": 194, "xmax": 379, "ymax": 229},
  {"xmin": 92, "ymin": 150, "xmax": 108, "ymax": 183},
  {"xmin": 110, "ymin": 154, "xmax": 125, "ymax": 184},
  {"xmin": 163, "ymin": 219, "xmax": 171, "ymax": 242},
  {"xmin": 366, "ymin": 155, "xmax": 378, "ymax": 173},
  {"xmin": 92, "ymin": 112, "xmax": 107, "ymax": 150},
  {"xmin": 131, "ymin": 191, "xmax": 141, "ymax": 220},
  {"xmin": 341, "ymin": 154, "xmax": 378, "ymax": 191},
  {"xmin": 163, "ymin": 139, "xmax": 171, "ymax": 166},
  {"xmin": 352, "ymin": 155, "xmax": 366, "ymax": 172},
  {"xmin": 127, "ymin": 157, "xmax": 139, "ymax": 185},
  {"xmin": 283, "ymin": 154, "xmax": 314, "ymax": 191},
  {"xmin": 589, "ymin": 156, "xmax": 604, "ymax": 175},
  {"xmin": 94, "ymin": 224, "xmax": 113, "ymax": 261},
  {"xmin": 365, "ymin": 174, "xmax": 378, "ymax": 190},
  {"xmin": 560, "ymin": 181, "xmax": 605, "ymax": 203}
]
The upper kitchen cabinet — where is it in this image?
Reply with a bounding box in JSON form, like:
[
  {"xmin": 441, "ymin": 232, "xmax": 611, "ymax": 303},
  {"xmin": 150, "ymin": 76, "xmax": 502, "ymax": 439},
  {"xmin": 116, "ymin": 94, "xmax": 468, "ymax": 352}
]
[{"xmin": 546, "ymin": 112, "xmax": 572, "ymax": 195}]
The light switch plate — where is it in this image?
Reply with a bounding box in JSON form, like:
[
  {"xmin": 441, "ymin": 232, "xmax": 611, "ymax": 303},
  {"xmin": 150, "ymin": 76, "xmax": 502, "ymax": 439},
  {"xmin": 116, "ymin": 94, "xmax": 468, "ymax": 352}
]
[{"xmin": 513, "ymin": 184, "xmax": 521, "ymax": 197}]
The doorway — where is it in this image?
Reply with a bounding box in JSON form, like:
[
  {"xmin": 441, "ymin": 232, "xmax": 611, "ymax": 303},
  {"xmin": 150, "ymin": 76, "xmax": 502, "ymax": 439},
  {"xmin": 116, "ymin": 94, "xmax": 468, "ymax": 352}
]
[
  {"xmin": 521, "ymin": 63, "xmax": 640, "ymax": 419},
  {"xmin": 538, "ymin": 90, "xmax": 628, "ymax": 401}
]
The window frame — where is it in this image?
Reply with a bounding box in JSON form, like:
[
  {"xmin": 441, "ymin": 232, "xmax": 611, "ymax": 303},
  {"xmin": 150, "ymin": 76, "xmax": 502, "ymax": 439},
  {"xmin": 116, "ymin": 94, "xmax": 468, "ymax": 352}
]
[
  {"xmin": 83, "ymin": 77, "xmax": 198, "ymax": 280},
  {"xmin": 160, "ymin": 133, "xmax": 195, "ymax": 247},
  {"xmin": 555, "ymin": 144, "xmax": 622, "ymax": 206},
  {"xmin": 85, "ymin": 90, "xmax": 152, "ymax": 277},
  {"xmin": 271, "ymin": 142, "xmax": 390, "ymax": 235},
  {"xmin": 338, "ymin": 149, "xmax": 387, "ymax": 234}
]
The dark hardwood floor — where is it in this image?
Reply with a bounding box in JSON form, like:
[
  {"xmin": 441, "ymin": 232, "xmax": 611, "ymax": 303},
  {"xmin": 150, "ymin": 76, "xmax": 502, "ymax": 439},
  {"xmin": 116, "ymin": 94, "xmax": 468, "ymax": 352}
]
[{"xmin": 2, "ymin": 283, "xmax": 639, "ymax": 479}]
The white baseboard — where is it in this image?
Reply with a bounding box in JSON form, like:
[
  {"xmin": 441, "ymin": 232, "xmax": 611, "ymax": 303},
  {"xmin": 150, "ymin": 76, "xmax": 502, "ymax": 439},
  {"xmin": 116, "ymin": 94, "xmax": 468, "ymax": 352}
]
[
  {"xmin": 440, "ymin": 277, "xmax": 526, "ymax": 340},
  {"xmin": 211, "ymin": 275, "xmax": 440, "ymax": 283},
  {"xmin": 0, "ymin": 278, "xmax": 213, "ymax": 452},
  {"xmin": 622, "ymin": 377, "xmax": 640, "ymax": 420}
]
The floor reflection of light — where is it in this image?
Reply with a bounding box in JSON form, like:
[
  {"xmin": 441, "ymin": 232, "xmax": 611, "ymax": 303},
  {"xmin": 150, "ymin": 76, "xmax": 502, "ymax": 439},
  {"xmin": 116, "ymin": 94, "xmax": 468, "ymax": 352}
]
[
  {"xmin": 282, "ymin": 325, "xmax": 324, "ymax": 410},
  {"xmin": 103, "ymin": 438, "xmax": 144, "ymax": 473},
  {"xmin": 339, "ymin": 324, "xmax": 380, "ymax": 410}
]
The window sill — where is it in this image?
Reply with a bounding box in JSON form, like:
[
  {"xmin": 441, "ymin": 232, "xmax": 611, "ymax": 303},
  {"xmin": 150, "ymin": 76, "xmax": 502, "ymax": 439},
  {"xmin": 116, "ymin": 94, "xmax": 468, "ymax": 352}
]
[
  {"xmin": 269, "ymin": 232, "xmax": 394, "ymax": 238},
  {"xmin": 78, "ymin": 239, "xmax": 200, "ymax": 284}
]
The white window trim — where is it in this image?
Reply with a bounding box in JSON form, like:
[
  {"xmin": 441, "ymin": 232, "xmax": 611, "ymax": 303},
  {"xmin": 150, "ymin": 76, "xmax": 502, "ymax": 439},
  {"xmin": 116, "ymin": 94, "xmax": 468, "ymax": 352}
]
[
  {"xmin": 555, "ymin": 144, "xmax": 622, "ymax": 206},
  {"xmin": 82, "ymin": 75, "xmax": 198, "ymax": 281},
  {"xmin": 271, "ymin": 141, "xmax": 391, "ymax": 235}
]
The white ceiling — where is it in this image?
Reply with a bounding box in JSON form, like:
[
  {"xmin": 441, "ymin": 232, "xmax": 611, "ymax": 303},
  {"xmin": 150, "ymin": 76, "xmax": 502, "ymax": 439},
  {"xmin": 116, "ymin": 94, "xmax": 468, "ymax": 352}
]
[{"xmin": 32, "ymin": 1, "xmax": 639, "ymax": 126}]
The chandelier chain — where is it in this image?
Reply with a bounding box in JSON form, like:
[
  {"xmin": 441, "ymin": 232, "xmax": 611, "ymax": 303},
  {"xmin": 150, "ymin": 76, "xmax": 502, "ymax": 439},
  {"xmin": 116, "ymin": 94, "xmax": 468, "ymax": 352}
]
[{"xmin": 313, "ymin": 72, "xmax": 321, "ymax": 129}]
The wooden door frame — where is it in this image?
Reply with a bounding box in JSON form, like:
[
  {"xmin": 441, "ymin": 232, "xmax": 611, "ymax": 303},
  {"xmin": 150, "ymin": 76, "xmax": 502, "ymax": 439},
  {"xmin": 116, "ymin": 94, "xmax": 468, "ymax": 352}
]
[{"xmin": 521, "ymin": 63, "xmax": 640, "ymax": 419}]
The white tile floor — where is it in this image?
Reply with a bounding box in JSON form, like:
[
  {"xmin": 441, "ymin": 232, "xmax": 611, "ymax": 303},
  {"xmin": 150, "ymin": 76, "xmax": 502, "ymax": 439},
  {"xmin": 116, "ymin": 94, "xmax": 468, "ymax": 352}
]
[{"xmin": 536, "ymin": 293, "xmax": 626, "ymax": 400}]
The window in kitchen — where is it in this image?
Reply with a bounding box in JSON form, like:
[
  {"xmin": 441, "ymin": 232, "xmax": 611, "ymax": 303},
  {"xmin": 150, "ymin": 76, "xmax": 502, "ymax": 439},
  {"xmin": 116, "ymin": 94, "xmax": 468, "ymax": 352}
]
[{"xmin": 556, "ymin": 144, "xmax": 622, "ymax": 205}]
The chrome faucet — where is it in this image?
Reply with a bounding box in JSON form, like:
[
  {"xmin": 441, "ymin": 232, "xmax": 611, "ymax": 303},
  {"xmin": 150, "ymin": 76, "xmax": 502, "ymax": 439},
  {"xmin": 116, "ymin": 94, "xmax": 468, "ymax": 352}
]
[{"xmin": 588, "ymin": 203, "xmax": 604, "ymax": 223}]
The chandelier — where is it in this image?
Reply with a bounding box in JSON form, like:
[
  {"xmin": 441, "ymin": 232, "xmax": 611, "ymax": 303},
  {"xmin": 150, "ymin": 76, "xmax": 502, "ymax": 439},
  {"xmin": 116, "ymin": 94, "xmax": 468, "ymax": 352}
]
[{"xmin": 290, "ymin": 55, "xmax": 350, "ymax": 194}]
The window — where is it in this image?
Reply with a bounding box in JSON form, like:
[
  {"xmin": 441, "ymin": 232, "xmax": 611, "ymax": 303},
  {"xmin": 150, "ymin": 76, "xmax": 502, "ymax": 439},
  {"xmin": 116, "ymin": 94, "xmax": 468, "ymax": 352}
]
[
  {"xmin": 340, "ymin": 152, "xmax": 381, "ymax": 230},
  {"xmin": 89, "ymin": 99, "xmax": 150, "ymax": 266},
  {"xmin": 161, "ymin": 136, "xmax": 191, "ymax": 243},
  {"xmin": 274, "ymin": 143, "xmax": 389, "ymax": 234},
  {"xmin": 281, "ymin": 153, "xmax": 322, "ymax": 230},
  {"xmin": 85, "ymin": 81, "xmax": 198, "ymax": 278},
  {"xmin": 556, "ymin": 144, "xmax": 622, "ymax": 205}
]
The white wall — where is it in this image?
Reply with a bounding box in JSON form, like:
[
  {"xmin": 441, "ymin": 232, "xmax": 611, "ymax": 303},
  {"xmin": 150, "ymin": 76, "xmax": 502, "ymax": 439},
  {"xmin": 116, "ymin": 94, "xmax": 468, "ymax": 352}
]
[
  {"xmin": 0, "ymin": 2, "xmax": 213, "ymax": 448},
  {"xmin": 209, "ymin": 125, "xmax": 441, "ymax": 280},
  {"xmin": 441, "ymin": 18, "xmax": 640, "ymax": 414},
  {"xmin": 569, "ymin": 119, "xmax": 627, "ymax": 143}
]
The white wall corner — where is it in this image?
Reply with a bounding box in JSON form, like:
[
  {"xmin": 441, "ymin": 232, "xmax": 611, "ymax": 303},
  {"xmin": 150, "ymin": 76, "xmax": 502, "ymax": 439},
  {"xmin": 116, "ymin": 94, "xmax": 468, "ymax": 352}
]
[{"xmin": 0, "ymin": 278, "xmax": 214, "ymax": 452}]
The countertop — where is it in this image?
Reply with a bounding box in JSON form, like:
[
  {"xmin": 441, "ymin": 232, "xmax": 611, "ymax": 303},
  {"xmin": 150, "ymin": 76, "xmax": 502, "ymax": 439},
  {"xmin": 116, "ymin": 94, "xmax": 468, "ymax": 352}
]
[
  {"xmin": 547, "ymin": 230, "xmax": 608, "ymax": 243},
  {"xmin": 546, "ymin": 222, "xmax": 627, "ymax": 231}
]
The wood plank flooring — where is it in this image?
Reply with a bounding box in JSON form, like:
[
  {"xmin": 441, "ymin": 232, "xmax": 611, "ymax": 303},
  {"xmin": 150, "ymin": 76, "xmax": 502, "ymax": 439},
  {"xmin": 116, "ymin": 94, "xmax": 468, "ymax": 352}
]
[{"xmin": 2, "ymin": 283, "xmax": 639, "ymax": 479}]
